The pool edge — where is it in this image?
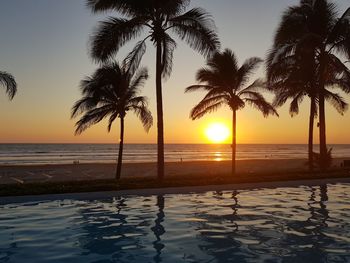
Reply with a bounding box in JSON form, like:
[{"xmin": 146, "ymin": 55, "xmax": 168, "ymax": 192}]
[{"xmin": 1, "ymin": 177, "xmax": 350, "ymax": 205}]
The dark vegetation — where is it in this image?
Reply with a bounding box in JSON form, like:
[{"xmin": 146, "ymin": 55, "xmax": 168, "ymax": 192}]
[{"xmin": 1, "ymin": 169, "xmax": 349, "ymax": 197}]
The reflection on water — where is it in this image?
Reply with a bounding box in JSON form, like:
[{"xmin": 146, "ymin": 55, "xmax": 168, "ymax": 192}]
[
  {"xmin": 213, "ymin": 152, "xmax": 223, "ymax": 161},
  {"xmin": 0, "ymin": 183, "xmax": 350, "ymax": 262},
  {"xmin": 151, "ymin": 196, "xmax": 165, "ymax": 263},
  {"xmin": 196, "ymin": 191, "xmax": 241, "ymax": 262}
]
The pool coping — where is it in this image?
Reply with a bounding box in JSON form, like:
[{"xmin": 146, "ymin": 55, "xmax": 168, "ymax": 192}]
[{"xmin": 1, "ymin": 177, "xmax": 350, "ymax": 205}]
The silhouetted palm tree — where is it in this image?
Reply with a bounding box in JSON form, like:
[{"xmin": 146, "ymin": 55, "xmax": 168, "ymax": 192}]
[
  {"xmin": 186, "ymin": 49, "xmax": 278, "ymax": 175},
  {"xmin": 267, "ymin": 46, "xmax": 348, "ymax": 170},
  {"xmin": 71, "ymin": 60, "xmax": 153, "ymax": 180},
  {"xmin": 87, "ymin": 0, "xmax": 220, "ymax": 179},
  {"xmin": 267, "ymin": 0, "xmax": 350, "ymax": 169},
  {"xmin": 0, "ymin": 71, "xmax": 17, "ymax": 100}
]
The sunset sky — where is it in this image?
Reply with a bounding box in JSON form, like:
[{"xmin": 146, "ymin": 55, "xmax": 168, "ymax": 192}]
[{"xmin": 0, "ymin": 0, "xmax": 349, "ymax": 144}]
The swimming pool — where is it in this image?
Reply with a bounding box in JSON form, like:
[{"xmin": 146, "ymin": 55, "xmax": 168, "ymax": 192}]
[{"xmin": 0, "ymin": 183, "xmax": 349, "ymax": 262}]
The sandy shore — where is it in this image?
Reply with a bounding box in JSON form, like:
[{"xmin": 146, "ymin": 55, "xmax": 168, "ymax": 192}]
[{"xmin": 0, "ymin": 158, "xmax": 345, "ymax": 185}]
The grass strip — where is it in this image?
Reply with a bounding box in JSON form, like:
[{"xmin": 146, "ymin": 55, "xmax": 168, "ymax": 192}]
[{"xmin": 1, "ymin": 169, "xmax": 349, "ymax": 197}]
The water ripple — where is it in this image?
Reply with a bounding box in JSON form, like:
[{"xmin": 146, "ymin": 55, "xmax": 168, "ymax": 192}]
[{"xmin": 0, "ymin": 183, "xmax": 350, "ymax": 262}]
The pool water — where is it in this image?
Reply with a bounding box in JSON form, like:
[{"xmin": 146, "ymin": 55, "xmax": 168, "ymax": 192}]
[{"xmin": 0, "ymin": 183, "xmax": 350, "ymax": 263}]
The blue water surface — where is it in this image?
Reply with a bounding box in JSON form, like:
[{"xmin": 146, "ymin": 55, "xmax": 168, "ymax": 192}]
[{"xmin": 0, "ymin": 183, "xmax": 350, "ymax": 263}]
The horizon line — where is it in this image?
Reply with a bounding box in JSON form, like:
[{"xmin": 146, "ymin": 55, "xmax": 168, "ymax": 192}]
[{"xmin": 1, "ymin": 142, "xmax": 350, "ymax": 145}]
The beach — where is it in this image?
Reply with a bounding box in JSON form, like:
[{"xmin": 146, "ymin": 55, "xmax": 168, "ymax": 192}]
[{"xmin": 0, "ymin": 158, "xmax": 346, "ymax": 185}]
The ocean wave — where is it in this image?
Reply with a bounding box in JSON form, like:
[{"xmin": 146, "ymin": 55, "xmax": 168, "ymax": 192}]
[{"xmin": 0, "ymin": 144, "xmax": 349, "ymax": 165}]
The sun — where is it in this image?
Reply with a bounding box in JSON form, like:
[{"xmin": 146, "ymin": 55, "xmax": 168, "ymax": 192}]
[{"xmin": 205, "ymin": 123, "xmax": 230, "ymax": 143}]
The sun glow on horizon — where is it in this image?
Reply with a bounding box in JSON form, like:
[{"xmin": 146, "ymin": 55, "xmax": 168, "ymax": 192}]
[{"xmin": 205, "ymin": 123, "xmax": 230, "ymax": 144}]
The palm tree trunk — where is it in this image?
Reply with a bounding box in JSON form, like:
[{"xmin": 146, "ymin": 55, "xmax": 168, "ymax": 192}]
[
  {"xmin": 232, "ymin": 110, "xmax": 237, "ymax": 176},
  {"xmin": 319, "ymin": 91, "xmax": 327, "ymax": 170},
  {"xmin": 318, "ymin": 55, "xmax": 327, "ymax": 171},
  {"xmin": 116, "ymin": 117, "xmax": 124, "ymax": 180},
  {"xmin": 156, "ymin": 40, "xmax": 164, "ymax": 180},
  {"xmin": 308, "ymin": 98, "xmax": 316, "ymax": 171}
]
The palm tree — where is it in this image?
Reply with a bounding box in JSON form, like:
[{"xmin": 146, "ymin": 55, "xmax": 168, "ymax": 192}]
[
  {"xmin": 71, "ymin": 60, "xmax": 153, "ymax": 180},
  {"xmin": 267, "ymin": 0, "xmax": 350, "ymax": 169},
  {"xmin": 86, "ymin": 0, "xmax": 220, "ymax": 179},
  {"xmin": 186, "ymin": 49, "xmax": 278, "ymax": 175},
  {"xmin": 267, "ymin": 45, "xmax": 348, "ymax": 170},
  {"xmin": 0, "ymin": 71, "xmax": 17, "ymax": 100}
]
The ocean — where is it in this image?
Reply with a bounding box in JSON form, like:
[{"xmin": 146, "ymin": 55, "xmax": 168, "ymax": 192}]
[{"xmin": 0, "ymin": 144, "xmax": 350, "ymax": 166}]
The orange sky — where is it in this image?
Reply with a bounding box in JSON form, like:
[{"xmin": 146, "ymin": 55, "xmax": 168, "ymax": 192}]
[{"xmin": 0, "ymin": 0, "xmax": 349, "ymax": 144}]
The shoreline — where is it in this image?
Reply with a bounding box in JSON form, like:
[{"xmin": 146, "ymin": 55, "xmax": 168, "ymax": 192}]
[
  {"xmin": 0, "ymin": 157, "xmax": 310, "ymax": 167},
  {"xmin": 0, "ymin": 158, "xmax": 316, "ymax": 185},
  {"xmin": 1, "ymin": 155, "xmax": 350, "ymax": 167},
  {"xmin": 0, "ymin": 158, "xmax": 349, "ymax": 198}
]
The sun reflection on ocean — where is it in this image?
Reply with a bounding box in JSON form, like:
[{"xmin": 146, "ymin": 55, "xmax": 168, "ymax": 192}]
[{"xmin": 214, "ymin": 152, "xmax": 223, "ymax": 161}]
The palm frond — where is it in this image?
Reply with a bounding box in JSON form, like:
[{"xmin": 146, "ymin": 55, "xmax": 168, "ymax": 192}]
[
  {"xmin": 0, "ymin": 71, "xmax": 17, "ymax": 100},
  {"xmin": 190, "ymin": 101, "xmax": 224, "ymax": 120},
  {"xmin": 202, "ymin": 91, "xmax": 229, "ymax": 102},
  {"xmin": 72, "ymin": 59, "xmax": 151, "ymax": 136},
  {"xmin": 185, "ymin": 84, "xmax": 215, "ymax": 93},
  {"xmin": 324, "ymin": 89, "xmax": 348, "ymax": 115},
  {"xmin": 272, "ymin": 4, "xmax": 309, "ymax": 48},
  {"xmin": 90, "ymin": 16, "xmax": 145, "ymax": 62},
  {"xmin": 208, "ymin": 49, "xmax": 238, "ymax": 72},
  {"xmin": 238, "ymin": 79, "xmax": 266, "ymax": 94},
  {"xmin": 245, "ymin": 98, "xmax": 279, "ymax": 117},
  {"xmin": 161, "ymin": 33, "xmax": 177, "ymax": 78},
  {"xmin": 329, "ymin": 76, "xmax": 350, "ymax": 93},
  {"xmin": 86, "ymin": 0, "xmax": 151, "ymax": 17},
  {"xmin": 267, "ymin": 51, "xmax": 298, "ymax": 84},
  {"xmin": 272, "ymin": 90, "xmax": 291, "ymax": 108},
  {"xmin": 159, "ymin": 0, "xmax": 191, "ymax": 16},
  {"xmin": 289, "ymin": 91, "xmax": 305, "ymax": 116},
  {"xmin": 237, "ymin": 57, "xmax": 263, "ymax": 89},
  {"xmin": 187, "ymin": 48, "xmax": 274, "ymax": 121},
  {"xmin": 228, "ymin": 95, "xmax": 245, "ymax": 111},
  {"xmin": 266, "ymin": 44, "xmax": 296, "ymax": 71},
  {"xmin": 324, "ymin": 53, "xmax": 350, "ymax": 93},
  {"xmin": 327, "ymin": 7, "xmax": 350, "ymax": 57},
  {"xmin": 169, "ymin": 7, "xmax": 220, "ymax": 57},
  {"xmin": 196, "ymin": 67, "xmax": 225, "ymax": 87},
  {"xmin": 107, "ymin": 112, "xmax": 119, "ymax": 132},
  {"xmin": 205, "ymin": 49, "xmax": 239, "ymax": 87},
  {"xmin": 123, "ymin": 39, "xmax": 147, "ymax": 76},
  {"xmin": 240, "ymin": 91, "xmax": 265, "ymax": 102},
  {"xmin": 75, "ymin": 105, "xmax": 114, "ymax": 135},
  {"xmin": 80, "ymin": 66, "xmax": 121, "ymax": 96},
  {"xmin": 71, "ymin": 96, "xmax": 100, "ymax": 118},
  {"xmin": 127, "ymin": 95, "xmax": 147, "ymax": 106},
  {"xmin": 129, "ymin": 67, "xmax": 149, "ymax": 91},
  {"xmin": 190, "ymin": 95, "xmax": 227, "ymax": 120},
  {"xmin": 130, "ymin": 104, "xmax": 153, "ymax": 132},
  {"xmin": 88, "ymin": 0, "xmax": 191, "ymax": 17},
  {"xmin": 87, "ymin": 0, "xmax": 132, "ymax": 15}
]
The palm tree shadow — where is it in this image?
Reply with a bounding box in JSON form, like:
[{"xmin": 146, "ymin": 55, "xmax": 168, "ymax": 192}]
[
  {"xmin": 229, "ymin": 190, "xmax": 239, "ymax": 231},
  {"xmin": 301, "ymin": 185, "xmax": 330, "ymax": 260},
  {"xmin": 196, "ymin": 191, "xmax": 241, "ymax": 262},
  {"xmin": 77, "ymin": 197, "xmax": 149, "ymax": 262},
  {"xmin": 151, "ymin": 195, "xmax": 166, "ymax": 263},
  {"xmin": 307, "ymin": 185, "xmax": 329, "ymax": 229},
  {"xmin": 280, "ymin": 185, "xmax": 331, "ymax": 261}
]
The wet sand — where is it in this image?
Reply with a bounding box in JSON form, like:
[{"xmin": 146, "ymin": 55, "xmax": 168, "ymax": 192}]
[{"xmin": 0, "ymin": 158, "xmax": 345, "ymax": 185}]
